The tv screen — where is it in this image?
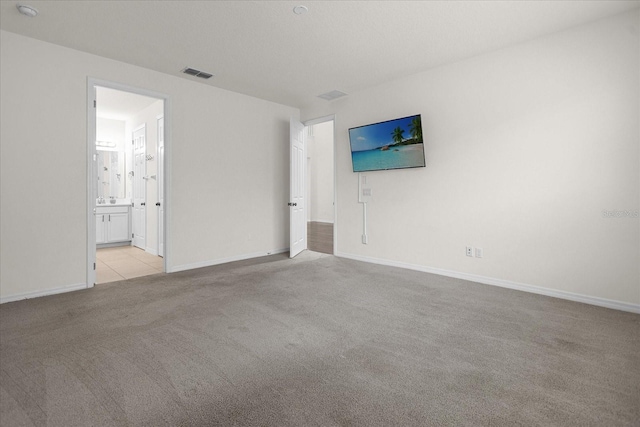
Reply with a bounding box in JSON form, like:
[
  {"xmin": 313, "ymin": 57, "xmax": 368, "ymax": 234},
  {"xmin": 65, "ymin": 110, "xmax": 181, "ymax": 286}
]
[{"xmin": 348, "ymin": 114, "xmax": 425, "ymax": 173}]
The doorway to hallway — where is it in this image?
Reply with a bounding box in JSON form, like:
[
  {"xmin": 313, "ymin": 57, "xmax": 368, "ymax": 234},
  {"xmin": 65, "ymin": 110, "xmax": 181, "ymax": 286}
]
[
  {"xmin": 306, "ymin": 119, "xmax": 335, "ymax": 255},
  {"xmin": 307, "ymin": 222, "xmax": 333, "ymax": 254}
]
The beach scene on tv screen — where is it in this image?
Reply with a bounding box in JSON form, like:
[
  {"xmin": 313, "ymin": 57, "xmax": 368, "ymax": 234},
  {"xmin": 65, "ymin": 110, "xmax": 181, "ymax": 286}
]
[{"xmin": 349, "ymin": 115, "xmax": 425, "ymax": 172}]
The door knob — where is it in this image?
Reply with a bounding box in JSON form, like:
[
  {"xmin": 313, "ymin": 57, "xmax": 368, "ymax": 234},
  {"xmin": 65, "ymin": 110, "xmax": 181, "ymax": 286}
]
[
  {"xmin": 141, "ymin": 202, "xmax": 146, "ymax": 206},
  {"xmin": 288, "ymin": 202, "xmax": 297, "ymax": 206},
  {"xmin": 156, "ymin": 202, "xmax": 161, "ymax": 206}
]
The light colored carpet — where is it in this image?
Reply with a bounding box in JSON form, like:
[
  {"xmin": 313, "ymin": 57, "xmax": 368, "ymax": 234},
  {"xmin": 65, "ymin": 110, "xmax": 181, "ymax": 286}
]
[{"xmin": 1, "ymin": 251, "xmax": 638, "ymax": 426}]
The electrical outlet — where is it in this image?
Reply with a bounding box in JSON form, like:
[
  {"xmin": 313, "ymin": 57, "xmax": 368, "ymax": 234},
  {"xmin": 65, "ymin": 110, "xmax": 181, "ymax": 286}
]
[
  {"xmin": 475, "ymin": 248, "xmax": 483, "ymax": 258},
  {"xmin": 466, "ymin": 246, "xmax": 473, "ymax": 257}
]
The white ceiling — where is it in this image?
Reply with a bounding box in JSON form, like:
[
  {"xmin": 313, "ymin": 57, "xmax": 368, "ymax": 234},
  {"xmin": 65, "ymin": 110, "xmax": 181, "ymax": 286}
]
[
  {"xmin": 1, "ymin": 1, "xmax": 639, "ymax": 109},
  {"xmin": 96, "ymin": 87, "xmax": 160, "ymax": 121}
]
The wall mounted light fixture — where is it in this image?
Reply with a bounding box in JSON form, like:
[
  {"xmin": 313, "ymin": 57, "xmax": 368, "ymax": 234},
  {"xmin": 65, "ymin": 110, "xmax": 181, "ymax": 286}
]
[{"xmin": 96, "ymin": 140, "xmax": 116, "ymax": 148}]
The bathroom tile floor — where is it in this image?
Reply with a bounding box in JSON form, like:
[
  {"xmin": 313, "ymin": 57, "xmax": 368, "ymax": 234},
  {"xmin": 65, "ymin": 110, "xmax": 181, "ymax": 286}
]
[{"xmin": 96, "ymin": 246, "xmax": 163, "ymax": 284}]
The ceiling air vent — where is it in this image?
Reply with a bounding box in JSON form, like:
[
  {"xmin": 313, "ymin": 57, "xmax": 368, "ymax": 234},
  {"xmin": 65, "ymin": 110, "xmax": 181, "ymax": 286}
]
[
  {"xmin": 317, "ymin": 90, "xmax": 347, "ymax": 101},
  {"xmin": 182, "ymin": 67, "xmax": 213, "ymax": 79}
]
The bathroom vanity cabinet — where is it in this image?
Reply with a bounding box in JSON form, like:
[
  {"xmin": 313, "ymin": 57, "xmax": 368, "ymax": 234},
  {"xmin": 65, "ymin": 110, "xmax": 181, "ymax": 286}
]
[{"xmin": 96, "ymin": 205, "xmax": 131, "ymax": 245}]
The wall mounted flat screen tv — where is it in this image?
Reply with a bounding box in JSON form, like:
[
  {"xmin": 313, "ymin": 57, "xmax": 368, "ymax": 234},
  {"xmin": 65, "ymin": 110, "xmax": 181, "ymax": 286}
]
[{"xmin": 348, "ymin": 114, "xmax": 425, "ymax": 173}]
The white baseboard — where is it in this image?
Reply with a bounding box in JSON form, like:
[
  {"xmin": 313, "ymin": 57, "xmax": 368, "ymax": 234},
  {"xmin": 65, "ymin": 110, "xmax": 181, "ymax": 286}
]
[
  {"xmin": 308, "ymin": 220, "xmax": 334, "ymax": 225},
  {"xmin": 97, "ymin": 241, "xmax": 131, "ymax": 249},
  {"xmin": 145, "ymin": 247, "xmax": 159, "ymax": 256},
  {"xmin": 1, "ymin": 249, "xmax": 289, "ymax": 303},
  {"xmin": 5, "ymin": 251, "xmax": 635, "ymax": 314},
  {"xmin": 1, "ymin": 283, "xmax": 89, "ymax": 304},
  {"xmin": 168, "ymin": 248, "xmax": 289, "ymax": 273},
  {"xmin": 335, "ymin": 252, "xmax": 640, "ymax": 314}
]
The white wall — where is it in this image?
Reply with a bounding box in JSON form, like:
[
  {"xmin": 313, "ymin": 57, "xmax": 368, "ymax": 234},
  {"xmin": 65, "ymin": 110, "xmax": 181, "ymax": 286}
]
[
  {"xmin": 125, "ymin": 100, "xmax": 164, "ymax": 255},
  {"xmin": 96, "ymin": 118, "xmax": 125, "ymax": 152},
  {"xmin": 302, "ymin": 10, "xmax": 640, "ymax": 307},
  {"xmin": 309, "ymin": 121, "xmax": 334, "ymax": 223},
  {"xmin": 0, "ymin": 30, "xmax": 298, "ymax": 301}
]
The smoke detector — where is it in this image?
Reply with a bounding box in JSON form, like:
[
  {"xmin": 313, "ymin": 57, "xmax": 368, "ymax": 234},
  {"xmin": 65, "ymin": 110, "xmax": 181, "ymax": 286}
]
[
  {"xmin": 317, "ymin": 90, "xmax": 348, "ymax": 101},
  {"xmin": 293, "ymin": 5, "xmax": 308, "ymax": 15},
  {"xmin": 16, "ymin": 4, "xmax": 38, "ymax": 17}
]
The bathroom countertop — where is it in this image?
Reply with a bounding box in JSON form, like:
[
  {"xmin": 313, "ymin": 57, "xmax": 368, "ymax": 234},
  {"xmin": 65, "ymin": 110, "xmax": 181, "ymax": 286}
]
[{"xmin": 96, "ymin": 202, "xmax": 132, "ymax": 208}]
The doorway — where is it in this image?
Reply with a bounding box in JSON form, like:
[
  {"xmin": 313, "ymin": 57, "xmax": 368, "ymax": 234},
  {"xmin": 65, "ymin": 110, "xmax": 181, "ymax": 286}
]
[
  {"xmin": 289, "ymin": 115, "xmax": 336, "ymax": 258},
  {"xmin": 87, "ymin": 79, "xmax": 171, "ymax": 286},
  {"xmin": 306, "ymin": 120, "xmax": 335, "ymax": 254}
]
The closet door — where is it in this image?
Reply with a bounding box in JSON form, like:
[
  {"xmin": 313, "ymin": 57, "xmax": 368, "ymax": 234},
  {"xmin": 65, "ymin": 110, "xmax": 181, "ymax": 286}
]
[{"xmin": 289, "ymin": 117, "xmax": 307, "ymax": 258}]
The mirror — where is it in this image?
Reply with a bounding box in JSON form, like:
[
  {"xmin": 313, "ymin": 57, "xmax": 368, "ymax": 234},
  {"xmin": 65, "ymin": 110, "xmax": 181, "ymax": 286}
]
[{"xmin": 96, "ymin": 150, "xmax": 127, "ymax": 200}]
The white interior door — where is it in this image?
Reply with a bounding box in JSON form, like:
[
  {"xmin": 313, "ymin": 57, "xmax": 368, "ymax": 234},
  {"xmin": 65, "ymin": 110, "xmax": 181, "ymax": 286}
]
[
  {"xmin": 132, "ymin": 125, "xmax": 146, "ymax": 249},
  {"xmin": 88, "ymin": 83, "xmax": 97, "ymax": 287},
  {"xmin": 290, "ymin": 117, "xmax": 307, "ymax": 258},
  {"xmin": 157, "ymin": 116, "xmax": 165, "ymax": 258}
]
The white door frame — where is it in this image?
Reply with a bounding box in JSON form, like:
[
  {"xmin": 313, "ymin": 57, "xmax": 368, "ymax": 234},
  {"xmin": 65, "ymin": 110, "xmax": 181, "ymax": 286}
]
[
  {"xmin": 132, "ymin": 123, "xmax": 147, "ymax": 250},
  {"xmin": 302, "ymin": 114, "xmax": 337, "ymax": 255},
  {"xmin": 157, "ymin": 114, "xmax": 165, "ymax": 257},
  {"xmin": 87, "ymin": 78, "xmax": 172, "ymax": 287}
]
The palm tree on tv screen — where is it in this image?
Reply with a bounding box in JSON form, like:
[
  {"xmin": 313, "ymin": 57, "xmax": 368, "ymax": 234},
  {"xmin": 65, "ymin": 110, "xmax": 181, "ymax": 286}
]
[
  {"xmin": 391, "ymin": 126, "xmax": 404, "ymax": 145},
  {"xmin": 409, "ymin": 116, "xmax": 422, "ymax": 141}
]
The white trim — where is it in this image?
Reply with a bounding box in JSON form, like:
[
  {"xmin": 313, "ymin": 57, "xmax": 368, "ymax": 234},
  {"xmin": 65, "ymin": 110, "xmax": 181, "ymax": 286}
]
[
  {"xmin": 87, "ymin": 78, "xmax": 171, "ymax": 283},
  {"xmin": 97, "ymin": 241, "xmax": 131, "ymax": 249},
  {"xmin": 87, "ymin": 82, "xmax": 97, "ymax": 288},
  {"xmin": 145, "ymin": 247, "xmax": 159, "ymax": 256},
  {"xmin": 169, "ymin": 248, "xmax": 289, "ymax": 273},
  {"xmin": 1, "ymin": 283, "xmax": 88, "ymax": 304},
  {"xmin": 304, "ymin": 114, "xmax": 335, "ymax": 127},
  {"xmin": 156, "ymin": 114, "xmax": 164, "ymax": 258},
  {"xmin": 131, "ymin": 122, "xmax": 147, "ymax": 135},
  {"xmin": 163, "ymin": 97, "xmax": 172, "ymax": 274},
  {"xmin": 332, "ymin": 116, "xmax": 337, "ymax": 255},
  {"xmin": 335, "ymin": 252, "xmax": 640, "ymax": 314},
  {"xmin": 307, "ymin": 220, "xmax": 334, "ymax": 225},
  {"xmin": 132, "ymin": 123, "xmax": 146, "ymax": 133}
]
